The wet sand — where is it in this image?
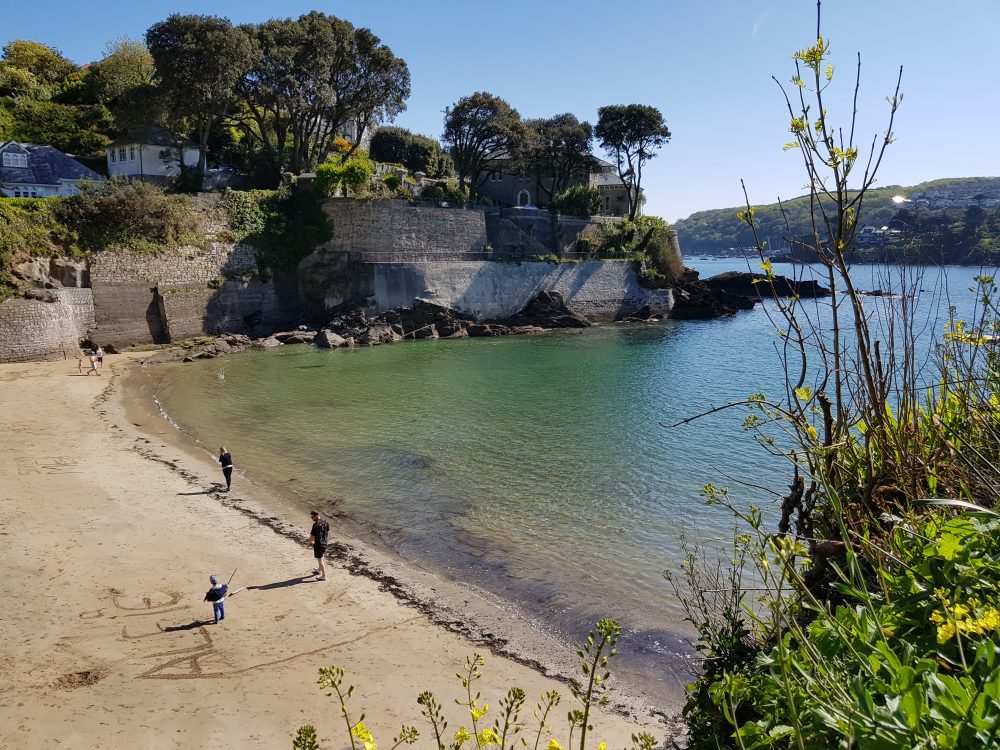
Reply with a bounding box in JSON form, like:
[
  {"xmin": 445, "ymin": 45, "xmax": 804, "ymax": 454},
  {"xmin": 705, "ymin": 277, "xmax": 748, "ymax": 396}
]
[{"xmin": 0, "ymin": 354, "xmax": 682, "ymax": 748}]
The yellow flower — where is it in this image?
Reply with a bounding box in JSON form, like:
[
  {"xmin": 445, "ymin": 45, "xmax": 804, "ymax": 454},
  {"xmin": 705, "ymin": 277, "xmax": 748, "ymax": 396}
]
[
  {"xmin": 936, "ymin": 621, "xmax": 956, "ymax": 644},
  {"xmin": 352, "ymin": 722, "xmax": 377, "ymax": 750},
  {"xmin": 454, "ymin": 727, "xmax": 472, "ymax": 746},
  {"xmin": 547, "ymin": 741, "xmax": 563, "ymax": 750},
  {"xmin": 470, "ymin": 703, "xmax": 489, "ymax": 721},
  {"xmin": 478, "ymin": 728, "xmax": 500, "ymax": 746},
  {"xmin": 599, "ymin": 743, "xmax": 607, "ymax": 750}
]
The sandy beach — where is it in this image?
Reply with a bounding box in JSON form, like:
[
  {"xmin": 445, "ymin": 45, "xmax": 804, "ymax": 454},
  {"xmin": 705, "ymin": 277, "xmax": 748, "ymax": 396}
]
[{"xmin": 0, "ymin": 354, "xmax": 679, "ymax": 749}]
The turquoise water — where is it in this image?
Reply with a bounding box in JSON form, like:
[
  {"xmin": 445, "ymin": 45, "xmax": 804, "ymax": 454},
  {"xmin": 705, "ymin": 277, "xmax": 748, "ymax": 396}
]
[{"xmin": 151, "ymin": 259, "xmax": 996, "ymax": 700}]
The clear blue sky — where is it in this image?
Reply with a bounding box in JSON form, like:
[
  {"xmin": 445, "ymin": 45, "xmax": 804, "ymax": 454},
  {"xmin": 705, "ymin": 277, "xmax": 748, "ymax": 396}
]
[{"xmin": 6, "ymin": 0, "xmax": 999, "ymax": 221}]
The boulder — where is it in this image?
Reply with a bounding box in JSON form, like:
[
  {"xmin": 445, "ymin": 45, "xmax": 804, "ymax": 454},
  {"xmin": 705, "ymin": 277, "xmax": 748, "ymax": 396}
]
[
  {"xmin": 357, "ymin": 324, "xmax": 401, "ymax": 346},
  {"xmin": 501, "ymin": 290, "xmax": 590, "ymax": 329},
  {"xmin": 467, "ymin": 324, "xmax": 512, "ymax": 337},
  {"xmin": 315, "ymin": 329, "xmax": 351, "ymax": 349},
  {"xmin": 670, "ymin": 281, "xmax": 755, "ymax": 319},
  {"xmin": 257, "ymin": 336, "xmax": 282, "ymax": 349},
  {"xmin": 23, "ymin": 288, "xmax": 58, "ymax": 303}
]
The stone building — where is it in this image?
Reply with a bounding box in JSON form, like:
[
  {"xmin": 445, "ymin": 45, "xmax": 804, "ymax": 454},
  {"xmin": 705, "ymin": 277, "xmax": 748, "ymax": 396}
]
[{"xmin": 474, "ymin": 157, "xmax": 637, "ymax": 216}]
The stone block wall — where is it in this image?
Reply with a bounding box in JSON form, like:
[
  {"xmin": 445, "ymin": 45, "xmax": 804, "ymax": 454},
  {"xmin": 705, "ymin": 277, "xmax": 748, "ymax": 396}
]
[
  {"xmin": 88, "ymin": 242, "xmax": 286, "ymax": 347},
  {"xmin": 322, "ymin": 199, "xmax": 488, "ymax": 257},
  {"xmin": 371, "ymin": 260, "xmax": 672, "ymax": 322},
  {"xmin": 0, "ymin": 287, "xmax": 95, "ymax": 362}
]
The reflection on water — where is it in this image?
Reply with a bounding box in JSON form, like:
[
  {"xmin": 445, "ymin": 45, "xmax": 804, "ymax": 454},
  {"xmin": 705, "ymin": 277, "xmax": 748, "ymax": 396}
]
[{"xmin": 151, "ymin": 259, "xmax": 997, "ymax": 699}]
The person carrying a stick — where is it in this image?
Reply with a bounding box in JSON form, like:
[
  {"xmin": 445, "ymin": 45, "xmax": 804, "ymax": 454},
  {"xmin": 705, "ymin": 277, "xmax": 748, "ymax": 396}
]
[{"xmin": 204, "ymin": 574, "xmax": 229, "ymax": 624}]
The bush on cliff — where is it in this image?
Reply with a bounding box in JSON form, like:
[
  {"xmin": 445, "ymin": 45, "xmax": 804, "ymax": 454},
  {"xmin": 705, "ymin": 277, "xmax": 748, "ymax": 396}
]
[
  {"xmin": 53, "ymin": 179, "xmax": 198, "ymax": 254},
  {"xmin": 576, "ymin": 215, "xmax": 683, "ymax": 287},
  {"xmin": 0, "ymin": 197, "xmax": 75, "ymax": 301},
  {"xmin": 221, "ymin": 186, "xmax": 332, "ymax": 274}
]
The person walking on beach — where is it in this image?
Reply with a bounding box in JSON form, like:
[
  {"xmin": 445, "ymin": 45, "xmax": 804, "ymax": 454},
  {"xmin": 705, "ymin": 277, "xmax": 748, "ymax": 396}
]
[
  {"xmin": 96, "ymin": 346, "xmax": 105, "ymax": 368},
  {"xmin": 204, "ymin": 575, "xmax": 228, "ymax": 624},
  {"xmin": 218, "ymin": 447, "xmax": 233, "ymax": 491},
  {"xmin": 87, "ymin": 353, "xmax": 100, "ymax": 375},
  {"xmin": 307, "ymin": 511, "xmax": 329, "ymax": 581},
  {"xmin": 77, "ymin": 352, "xmax": 83, "ymax": 374}
]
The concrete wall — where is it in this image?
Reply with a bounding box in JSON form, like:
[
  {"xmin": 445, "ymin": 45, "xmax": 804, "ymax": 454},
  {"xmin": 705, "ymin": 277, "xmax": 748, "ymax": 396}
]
[
  {"xmin": 372, "ymin": 260, "xmax": 672, "ymax": 322},
  {"xmin": 322, "ymin": 199, "xmax": 488, "ymax": 257},
  {"xmin": 0, "ymin": 288, "xmax": 95, "ymax": 362}
]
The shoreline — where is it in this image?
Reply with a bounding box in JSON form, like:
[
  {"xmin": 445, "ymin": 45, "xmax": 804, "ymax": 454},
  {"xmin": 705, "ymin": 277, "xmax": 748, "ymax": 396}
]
[
  {"xmin": 125, "ymin": 354, "xmax": 691, "ymax": 718},
  {"xmin": 0, "ymin": 353, "xmax": 681, "ymax": 748}
]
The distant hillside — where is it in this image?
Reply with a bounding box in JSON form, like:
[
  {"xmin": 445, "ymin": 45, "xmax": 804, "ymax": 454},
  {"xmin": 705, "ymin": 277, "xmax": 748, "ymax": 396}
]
[{"xmin": 674, "ymin": 177, "xmax": 1000, "ymax": 255}]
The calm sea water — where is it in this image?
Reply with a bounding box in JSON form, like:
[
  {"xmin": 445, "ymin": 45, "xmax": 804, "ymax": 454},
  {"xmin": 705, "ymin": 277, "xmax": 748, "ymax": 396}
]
[{"xmin": 150, "ymin": 259, "xmax": 996, "ymax": 701}]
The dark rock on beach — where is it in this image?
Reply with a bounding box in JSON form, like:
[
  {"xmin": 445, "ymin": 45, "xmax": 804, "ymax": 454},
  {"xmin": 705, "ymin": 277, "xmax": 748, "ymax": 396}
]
[
  {"xmin": 703, "ymin": 271, "xmax": 831, "ymax": 299},
  {"xmin": 671, "ymin": 269, "xmax": 831, "ymax": 319}
]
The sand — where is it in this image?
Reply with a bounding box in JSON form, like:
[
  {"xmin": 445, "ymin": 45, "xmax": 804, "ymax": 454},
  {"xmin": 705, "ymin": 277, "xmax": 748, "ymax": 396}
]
[{"xmin": 0, "ymin": 354, "xmax": 680, "ymax": 749}]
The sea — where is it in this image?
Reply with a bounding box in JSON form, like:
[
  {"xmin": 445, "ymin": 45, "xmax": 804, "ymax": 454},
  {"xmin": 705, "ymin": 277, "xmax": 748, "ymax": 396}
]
[{"xmin": 145, "ymin": 258, "xmax": 997, "ymax": 706}]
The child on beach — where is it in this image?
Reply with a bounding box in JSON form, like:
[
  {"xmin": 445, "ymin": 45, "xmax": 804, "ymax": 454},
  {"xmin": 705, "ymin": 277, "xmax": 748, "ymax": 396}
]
[
  {"xmin": 204, "ymin": 575, "xmax": 228, "ymax": 624},
  {"xmin": 87, "ymin": 353, "xmax": 100, "ymax": 375},
  {"xmin": 96, "ymin": 346, "xmax": 105, "ymax": 368}
]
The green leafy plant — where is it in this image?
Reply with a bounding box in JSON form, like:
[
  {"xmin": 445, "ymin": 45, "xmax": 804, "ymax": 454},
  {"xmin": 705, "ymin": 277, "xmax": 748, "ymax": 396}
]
[{"xmin": 551, "ymin": 185, "xmax": 601, "ymax": 219}]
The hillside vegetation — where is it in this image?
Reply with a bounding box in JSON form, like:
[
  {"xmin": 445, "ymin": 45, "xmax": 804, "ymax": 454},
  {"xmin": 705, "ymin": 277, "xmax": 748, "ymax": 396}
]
[{"xmin": 674, "ymin": 176, "xmax": 1000, "ymax": 257}]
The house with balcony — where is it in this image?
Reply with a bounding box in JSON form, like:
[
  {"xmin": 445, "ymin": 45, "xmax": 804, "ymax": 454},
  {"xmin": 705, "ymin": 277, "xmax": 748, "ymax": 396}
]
[{"xmin": 0, "ymin": 141, "xmax": 104, "ymax": 197}]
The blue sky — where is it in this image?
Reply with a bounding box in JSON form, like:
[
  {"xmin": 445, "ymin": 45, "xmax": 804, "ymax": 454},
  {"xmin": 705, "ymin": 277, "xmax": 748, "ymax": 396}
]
[{"xmin": 5, "ymin": 1, "xmax": 999, "ymax": 221}]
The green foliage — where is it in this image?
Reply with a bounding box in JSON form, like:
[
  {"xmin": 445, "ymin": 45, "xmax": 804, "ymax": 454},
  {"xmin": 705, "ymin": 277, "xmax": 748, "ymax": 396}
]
[
  {"xmin": 220, "ymin": 186, "xmax": 332, "ymax": 272},
  {"xmin": 518, "ymin": 114, "xmax": 595, "ymax": 203},
  {"xmin": 551, "ymin": 185, "xmax": 601, "ymax": 219},
  {"xmin": 678, "ymin": 13, "xmax": 1000, "ymax": 750},
  {"xmin": 418, "ymin": 180, "xmax": 465, "ymax": 205},
  {"xmin": 370, "ymin": 126, "xmax": 452, "ymax": 177},
  {"xmin": 595, "ymin": 104, "xmax": 670, "ymax": 221},
  {"xmin": 576, "ymin": 216, "xmax": 682, "ymax": 286},
  {"xmin": 53, "ymin": 180, "xmax": 198, "ymax": 254},
  {"xmin": 314, "ymin": 156, "xmax": 375, "ymax": 198},
  {"xmin": 1, "ymin": 40, "xmax": 77, "ymax": 90},
  {"xmin": 10, "ymin": 99, "xmax": 111, "ymax": 155},
  {"xmin": 295, "ymin": 620, "xmax": 655, "ymax": 750},
  {"xmin": 443, "ymin": 91, "xmax": 524, "ymax": 198}
]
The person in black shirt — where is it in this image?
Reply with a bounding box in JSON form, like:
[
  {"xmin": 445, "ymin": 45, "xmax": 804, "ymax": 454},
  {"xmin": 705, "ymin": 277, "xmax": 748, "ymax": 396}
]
[
  {"xmin": 307, "ymin": 510, "xmax": 329, "ymax": 581},
  {"xmin": 218, "ymin": 447, "xmax": 233, "ymax": 491},
  {"xmin": 203, "ymin": 575, "xmax": 228, "ymax": 624}
]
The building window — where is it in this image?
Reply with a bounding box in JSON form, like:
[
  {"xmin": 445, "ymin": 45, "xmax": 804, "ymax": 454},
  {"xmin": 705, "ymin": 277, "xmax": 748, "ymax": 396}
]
[
  {"xmin": 13, "ymin": 189, "xmax": 21, "ymax": 197},
  {"xmin": 129, "ymin": 146, "xmax": 136, "ymax": 161},
  {"xmin": 490, "ymin": 170, "xmax": 503, "ymax": 182},
  {"xmin": 110, "ymin": 150, "xmax": 116, "ymax": 163},
  {"xmin": 2, "ymin": 151, "xmax": 28, "ymax": 168},
  {"xmin": 119, "ymin": 147, "xmax": 127, "ymax": 162}
]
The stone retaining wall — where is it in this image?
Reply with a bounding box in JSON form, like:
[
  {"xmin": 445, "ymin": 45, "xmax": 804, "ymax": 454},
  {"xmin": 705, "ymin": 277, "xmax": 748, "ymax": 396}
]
[
  {"xmin": 0, "ymin": 288, "xmax": 95, "ymax": 362},
  {"xmin": 322, "ymin": 199, "xmax": 488, "ymax": 256}
]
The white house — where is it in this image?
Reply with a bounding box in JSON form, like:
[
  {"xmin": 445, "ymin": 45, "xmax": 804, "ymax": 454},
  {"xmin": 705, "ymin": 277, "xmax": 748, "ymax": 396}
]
[
  {"xmin": 0, "ymin": 141, "xmax": 104, "ymax": 197},
  {"xmin": 106, "ymin": 127, "xmax": 199, "ymax": 184}
]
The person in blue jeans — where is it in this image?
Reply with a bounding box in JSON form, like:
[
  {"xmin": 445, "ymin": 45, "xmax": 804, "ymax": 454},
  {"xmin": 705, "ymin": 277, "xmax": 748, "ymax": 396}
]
[{"xmin": 204, "ymin": 575, "xmax": 228, "ymax": 623}]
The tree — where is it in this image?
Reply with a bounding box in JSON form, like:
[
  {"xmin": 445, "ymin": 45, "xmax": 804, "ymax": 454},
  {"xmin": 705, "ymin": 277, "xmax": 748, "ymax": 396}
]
[
  {"xmin": 551, "ymin": 184, "xmax": 602, "ymax": 218},
  {"xmin": 92, "ymin": 38, "xmax": 155, "ymax": 104},
  {"xmin": 236, "ymin": 13, "xmax": 409, "ymax": 178},
  {"xmin": 519, "ymin": 114, "xmax": 595, "ymax": 204},
  {"xmin": 1, "ymin": 40, "xmax": 76, "ymax": 90},
  {"xmin": 146, "ymin": 14, "xmax": 253, "ymax": 178},
  {"xmin": 442, "ymin": 91, "xmax": 524, "ymax": 198},
  {"xmin": 369, "ymin": 126, "xmax": 451, "ymax": 176},
  {"xmin": 595, "ymin": 104, "xmax": 670, "ymax": 221}
]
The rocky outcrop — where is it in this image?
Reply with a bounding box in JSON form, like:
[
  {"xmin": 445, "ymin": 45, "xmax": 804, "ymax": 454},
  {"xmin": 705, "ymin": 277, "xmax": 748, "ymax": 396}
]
[
  {"xmin": 500, "ymin": 291, "xmax": 590, "ymax": 329},
  {"xmin": 702, "ymin": 271, "xmax": 831, "ymax": 299},
  {"xmin": 671, "ymin": 269, "xmax": 831, "ymax": 319}
]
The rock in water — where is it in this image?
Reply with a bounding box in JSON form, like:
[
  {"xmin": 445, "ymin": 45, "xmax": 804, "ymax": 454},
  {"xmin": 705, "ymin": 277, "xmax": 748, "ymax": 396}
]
[{"xmin": 502, "ymin": 291, "xmax": 590, "ymax": 328}]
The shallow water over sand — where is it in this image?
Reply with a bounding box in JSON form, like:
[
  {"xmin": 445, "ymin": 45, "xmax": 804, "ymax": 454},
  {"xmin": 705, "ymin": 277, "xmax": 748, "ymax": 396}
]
[{"xmin": 149, "ymin": 259, "xmax": 995, "ymax": 701}]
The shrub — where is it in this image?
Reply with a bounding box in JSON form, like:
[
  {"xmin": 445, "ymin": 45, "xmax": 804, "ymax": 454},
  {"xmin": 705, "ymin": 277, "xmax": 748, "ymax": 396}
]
[
  {"xmin": 315, "ymin": 156, "xmax": 374, "ymax": 198},
  {"xmin": 418, "ymin": 179, "xmax": 465, "ymax": 205},
  {"xmin": 551, "ymin": 184, "xmax": 602, "ymax": 218},
  {"xmin": 53, "ymin": 179, "xmax": 197, "ymax": 253},
  {"xmin": 220, "ymin": 186, "xmax": 332, "ymax": 272}
]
